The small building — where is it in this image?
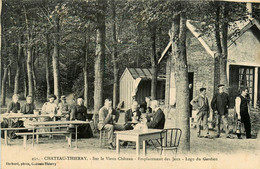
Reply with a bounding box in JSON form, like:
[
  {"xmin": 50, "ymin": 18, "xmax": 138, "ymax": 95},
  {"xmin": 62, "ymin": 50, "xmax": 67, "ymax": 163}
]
[
  {"xmin": 160, "ymin": 18, "xmax": 260, "ymax": 116},
  {"xmin": 119, "ymin": 68, "xmax": 165, "ymax": 110}
]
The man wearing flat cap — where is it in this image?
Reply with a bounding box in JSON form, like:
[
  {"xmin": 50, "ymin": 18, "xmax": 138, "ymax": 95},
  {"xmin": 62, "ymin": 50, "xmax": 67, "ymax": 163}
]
[
  {"xmin": 58, "ymin": 95, "xmax": 70, "ymax": 120},
  {"xmin": 211, "ymin": 84, "xmax": 231, "ymax": 138}
]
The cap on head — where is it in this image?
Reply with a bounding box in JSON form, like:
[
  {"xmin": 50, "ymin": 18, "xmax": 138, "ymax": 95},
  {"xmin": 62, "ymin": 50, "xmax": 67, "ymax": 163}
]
[
  {"xmin": 200, "ymin": 88, "xmax": 206, "ymax": 92},
  {"xmin": 217, "ymin": 84, "xmax": 225, "ymax": 88}
]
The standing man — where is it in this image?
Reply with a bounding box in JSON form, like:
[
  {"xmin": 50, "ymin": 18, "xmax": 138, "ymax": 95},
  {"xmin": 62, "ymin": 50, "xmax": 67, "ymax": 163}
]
[
  {"xmin": 211, "ymin": 84, "xmax": 231, "ymax": 138},
  {"xmin": 98, "ymin": 99, "xmax": 124, "ymax": 149},
  {"xmin": 190, "ymin": 88, "xmax": 210, "ymax": 138},
  {"xmin": 235, "ymin": 87, "xmax": 251, "ymax": 139}
]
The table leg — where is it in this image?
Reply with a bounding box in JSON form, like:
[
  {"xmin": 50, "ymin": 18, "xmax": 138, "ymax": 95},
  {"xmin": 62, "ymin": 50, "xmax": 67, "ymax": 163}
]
[
  {"xmin": 116, "ymin": 134, "xmax": 120, "ymax": 154},
  {"xmin": 32, "ymin": 128, "xmax": 34, "ymax": 147},
  {"xmin": 23, "ymin": 136, "xmax": 27, "ymax": 149},
  {"xmin": 143, "ymin": 140, "xmax": 146, "ymax": 156},
  {"xmin": 75, "ymin": 125, "xmax": 78, "ymax": 149},
  {"xmin": 4, "ymin": 130, "xmax": 8, "ymax": 145},
  {"xmin": 136, "ymin": 136, "xmax": 140, "ymax": 156}
]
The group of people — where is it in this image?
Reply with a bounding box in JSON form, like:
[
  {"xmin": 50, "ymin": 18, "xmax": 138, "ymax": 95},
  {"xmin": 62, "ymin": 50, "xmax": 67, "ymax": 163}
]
[
  {"xmin": 98, "ymin": 98, "xmax": 165, "ymax": 149},
  {"xmin": 190, "ymin": 84, "xmax": 251, "ymax": 139},
  {"xmin": 3, "ymin": 94, "xmax": 93, "ymax": 138}
]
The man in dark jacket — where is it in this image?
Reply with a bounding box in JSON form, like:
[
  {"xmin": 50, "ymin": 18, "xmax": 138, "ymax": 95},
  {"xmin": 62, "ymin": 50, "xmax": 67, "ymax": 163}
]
[
  {"xmin": 211, "ymin": 84, "xmax": 230, "ymax": 138},
  {"xmin": 124, "ymin": 101, "xmax": 141, "ymax": 130},
  {"xmin": 147, "ymin": 100, "xmax": 165, "ymax": 129}
]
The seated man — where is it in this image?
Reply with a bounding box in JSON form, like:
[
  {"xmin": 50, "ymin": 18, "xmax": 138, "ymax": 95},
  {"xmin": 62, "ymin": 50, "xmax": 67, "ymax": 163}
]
[
  {"xmin": 7, "ymin": 94, "xmax": 20, "ymax": 113},
  {"xmin": 147, "ymin": 100, "xmax": 165, "ymax": 129},
  {"xmin": 21, "ymin": 95, "xmax": 36, "ymax": 114},
  {"xmin": 58, "ymin": 95, "xmax": 70, "ymax": 120},
  {"xmin": 124, "ymin": 101, "xmax": 141, "ymax": 130},
  {"xmin": 98, "ymin": 99, "xmax": 124, "ymax": 149}
]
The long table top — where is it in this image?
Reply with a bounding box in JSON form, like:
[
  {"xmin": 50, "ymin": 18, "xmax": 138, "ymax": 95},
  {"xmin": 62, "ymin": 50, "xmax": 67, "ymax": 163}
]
[
  {"xmin": 1, "ymin": 113, "xmax": 64, "ymax": 119},
  {"xmin": 27, "ymin": 120, "xmax": 90, "ymax": 126},
  {"xmin": 115, "ymin": 129, "xmax": 162, "ymax": 136}
]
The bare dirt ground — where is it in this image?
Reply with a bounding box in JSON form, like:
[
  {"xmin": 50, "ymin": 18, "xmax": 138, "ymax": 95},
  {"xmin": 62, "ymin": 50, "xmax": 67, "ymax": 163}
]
[{"xmin": 1, "ymin": 118, "xmax": 260, "ymax": 169}]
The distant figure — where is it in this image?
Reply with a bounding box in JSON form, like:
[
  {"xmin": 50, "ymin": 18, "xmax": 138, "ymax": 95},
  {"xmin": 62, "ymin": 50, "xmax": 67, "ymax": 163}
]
[
  {"xmin": 145, "ymin": 96, "xmax": 152, "ymax": 114},
  {"xmin": 98, "ymin": 99, "xmax": 124, "ymax": 149},
  {"xmin": 7, "ymin": 94, "xmax": 20, "ymax": 113},
  {"xmin": 190, "ymin": 88, "xmax": 210, "ymax": 138},
  {"xmin": 58, "ymin": 95, "xmax": 70, "ymax": 120},
  {"xmin": 211, "ymin": 84, "xmax": 231, "ymax": 138},
  {"xmin": 21, "ymin": 95, "xmax": 36, "ymax": 114},
  {"xmin": 189, "ymin": 83, "xmax": 193, "ymax": 117},
  {"xmin": 147, "ymin": 100, "xmax": 165, "ymax": 129},
  {"xmin": 124, "ymin": 101, "xmax": 141, "ymax": 130},
  {"xmin": 235, "ymin": 87, "xmax": 251, "ymax": 139}
]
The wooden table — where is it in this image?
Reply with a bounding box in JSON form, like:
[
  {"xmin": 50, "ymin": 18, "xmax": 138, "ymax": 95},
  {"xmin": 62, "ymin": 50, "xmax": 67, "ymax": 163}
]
[
  {"xmin": 2, "ymin": 114, "xmax": 64, "ymax": 121},
  {"xmin": 27, "ymin": 120, "xmax": 90, "ymax": 148},
  {"xmin": 115, "ymin": 129, "xmax": 162, "ymax": 156}
]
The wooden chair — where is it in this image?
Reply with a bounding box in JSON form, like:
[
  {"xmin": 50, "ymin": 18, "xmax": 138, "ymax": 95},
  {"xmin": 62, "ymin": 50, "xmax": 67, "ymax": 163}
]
[
  {"xmin": 151, "ymin": 128, "xmax": 182, "ymax": 155},
  {"xmin": 99, "ymin": 129, "xmax": 108, "ymax": 147}
]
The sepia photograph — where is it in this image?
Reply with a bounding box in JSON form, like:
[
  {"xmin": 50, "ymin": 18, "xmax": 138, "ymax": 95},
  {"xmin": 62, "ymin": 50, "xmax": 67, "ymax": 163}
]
[{"xmin": 0, "ymin": 0, "xmax": 259, "ymax": 169}]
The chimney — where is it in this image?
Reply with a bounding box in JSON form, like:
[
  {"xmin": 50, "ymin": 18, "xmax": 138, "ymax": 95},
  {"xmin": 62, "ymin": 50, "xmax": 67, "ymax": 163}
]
[{"xmin": 246, "ymin": 2, "xmax": 253, "ymax": 19}]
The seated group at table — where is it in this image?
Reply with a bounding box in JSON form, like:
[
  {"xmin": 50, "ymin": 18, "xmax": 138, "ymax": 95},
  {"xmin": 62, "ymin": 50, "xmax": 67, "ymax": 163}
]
[
  {"xmin": 2, "ymin": 94, "xmax": 93, "ymax": 138},
  {"xmin": 98, "ymin": 98, "xmax": 165, "ymax": 149}
]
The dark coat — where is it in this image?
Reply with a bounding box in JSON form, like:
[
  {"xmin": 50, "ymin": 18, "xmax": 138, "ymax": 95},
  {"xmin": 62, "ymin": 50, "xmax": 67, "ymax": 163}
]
[
  {"xmin": 211, "ymin": 92, "xmax": 230, "ymax": 115},
  {"xmin": 124, "ymin": 109, "xmax": 141, "ymax": 124},
  {"xmin": 20, "ymin": 103, "xmax": 36, "ymax": 114},
  {"xmin": 71, "ymin": 105, "xmax": 87, "ymax": 121},
  {"xmin": 7, "ymin": 102, "xmax": 20, "ymax": 113},
  {"xmin": 147, "ymin": 108, "xmax": 165, "ymax": 129}
]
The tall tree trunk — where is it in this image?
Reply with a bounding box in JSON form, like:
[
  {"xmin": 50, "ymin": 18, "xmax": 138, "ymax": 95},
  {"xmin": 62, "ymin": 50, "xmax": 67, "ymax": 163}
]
[
  {"xmin": 94, "ymin": 0, "xmax": 106, "ymax": 130},
  {"xmin": 0, "ymin": 0, "xmax": 2, "ymax": 80},
  {"xmin": 220, "ymin": 2, "xmax": 229, "ymax": 87},
  {"xmin": 32, "ymin": 47, "xmax": 37, "ymax": 94},
  {"xmin": 83, "ymin": 31, "xmax": 89, "ymax": 108},
  {"xmin": 45, "ymin": 33, "xmax": 50, "ymax": 100},
  {"xmin": 1, "ymin": 66, "xmax": 8, "ymax": 106},
  {"xmin": 52, "ymin": 17, "xmax": 60, "ymax": 103},
  {"xmin": 8, "ymin": 65, "xmax": 11, "ymax": 88},
  {"xmin": 14, "ymin": 35, "xmax": 23, "ymax": 94},
  {"xmin": 214, "ymin": 1, "xmax": 222, "ymax": 88},
  {"xmin": 111, "ymin": 0, "xmax": 119, "ymax": 108},
  {"xmin": 150, "ymin": 25, "xmax": 158, "ymax": 100},
  {"xmin": 170, "ymin": 6, "xmax": 190, "ymax": 152},
  {"xmin": 27, "ymin": 47, "xmax": 34, "ymax": 98},
  {"xmin": 23, "ymin": 61, "xmax": 27, "ymax": 99}
]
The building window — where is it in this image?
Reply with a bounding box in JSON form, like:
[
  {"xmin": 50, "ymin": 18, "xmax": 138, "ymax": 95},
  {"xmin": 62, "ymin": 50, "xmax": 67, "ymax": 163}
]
[{"xmin": 239, "ymin": 66, "xmax": 254, "ymax": 104}]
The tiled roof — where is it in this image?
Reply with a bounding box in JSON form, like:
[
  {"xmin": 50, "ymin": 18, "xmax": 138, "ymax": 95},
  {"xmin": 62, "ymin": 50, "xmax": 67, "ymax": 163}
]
[{"xmin": 128, "ymin": 68, "xmax": 165, "ymax": 80}]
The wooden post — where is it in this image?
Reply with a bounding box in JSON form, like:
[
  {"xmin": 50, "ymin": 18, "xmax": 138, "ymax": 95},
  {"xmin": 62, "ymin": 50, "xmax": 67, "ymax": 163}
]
[
  {"xmin": 4, "ymin": 130, "xmax": 8, "ymax": 145},
  {"xmin": 254, "ymin": 67, "xmax": 258, "ymax": 108},
  {"xmin": 23, "ymin": 136, "xmax": 27, "ymax": 149}
]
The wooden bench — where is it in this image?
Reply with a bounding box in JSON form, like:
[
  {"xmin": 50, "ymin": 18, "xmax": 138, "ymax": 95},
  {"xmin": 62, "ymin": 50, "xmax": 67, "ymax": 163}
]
[
  {"xmin": 16, "ymin": 131, "xmax": 72, "ymax": 148},
  {"xmin": 1, "ymin": 128, "xmax": 32, "ymax": 145},
  {"xmin": 1, "ymin": 125, "xmax": 70, "ymax": 145}
]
